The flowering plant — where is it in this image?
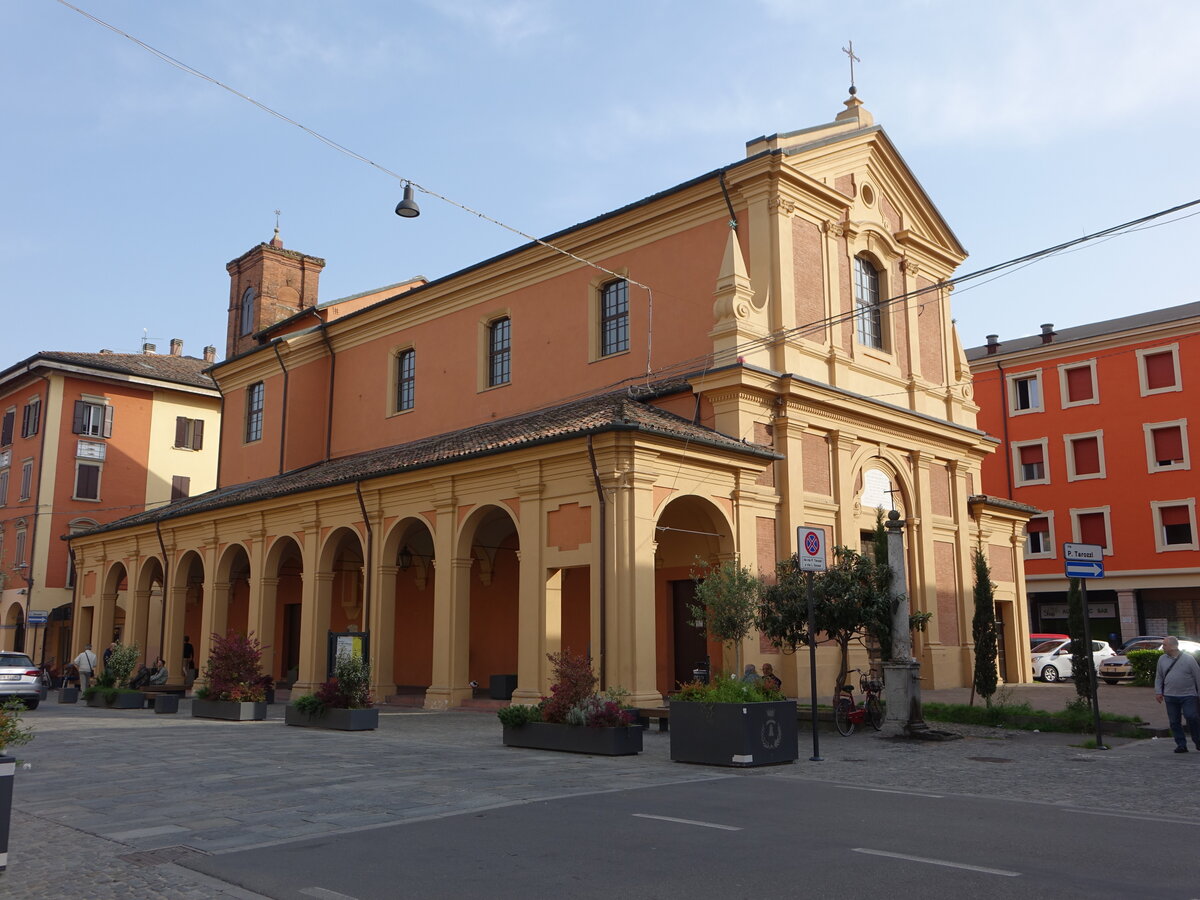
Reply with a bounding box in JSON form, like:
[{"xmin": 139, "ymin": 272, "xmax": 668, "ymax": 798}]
[
  {"xmin": 498, "ymin": 650, "xmax": 633, "ymax": 728},
  {"xmin": 196, "ymin": 631, "xmax": 268, "ymax": 702},
  {"xmin": 293, "ymin": 654, "xmax": 373, "ymax": 715},
  {"xmin": 0, "ymin": 698, "xmax": 34, "ymax": 753}
]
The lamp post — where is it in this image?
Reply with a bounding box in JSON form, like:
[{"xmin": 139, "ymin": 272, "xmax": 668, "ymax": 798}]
[{"xmin": 15, "ymin": 563, "xmax": 40, "ymax": 665}]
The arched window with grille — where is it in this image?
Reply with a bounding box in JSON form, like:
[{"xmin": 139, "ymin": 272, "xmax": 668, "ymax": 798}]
[{"xmin": 240, "ymin": 287, "xmax": 256, "ymax": 336}]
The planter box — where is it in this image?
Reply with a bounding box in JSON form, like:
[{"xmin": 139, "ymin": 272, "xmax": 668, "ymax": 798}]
[
  {"xmin": 0, "ymin": 754, "xmax": 12, "ymax": 872},
  {"xmin": 284, "ymin": 706, "xmax": 379, "ymax": 731},
  {"xmin": 191, "ymin": 699, "xmax": 267, "ymax": 721},
  {"xmin": 502, "ymin": 722, "xmax": 643, "ymax": 756},
  {"xmin": 669, "ymin": 700, "xmax": 798, "ymax": 767},
  {"xmin": 153, "ymin": 695, "xmax": 180, "ymax": 714},
  {"xmin": 57, "ymin": 687, "xmax": 79, "ymax": 704},
  {"xmin": 85, "ymin": 691, "xmax": 144, "ymax": 709}
]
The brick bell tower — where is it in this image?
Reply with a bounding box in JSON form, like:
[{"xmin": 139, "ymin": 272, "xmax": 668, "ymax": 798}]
[{"xmin": 225, "ymin": 227, "xmax": 326, "ymax": 359}]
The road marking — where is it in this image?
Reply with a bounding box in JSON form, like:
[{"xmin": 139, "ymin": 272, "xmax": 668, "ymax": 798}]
[
  {"xmin": 852, "ymin": 848, "xmax": 1020, "ymax": 876},
  {"xmin": 632, "ymin": 813, "xmax": 742, "ymax": 831},
  {"xmin": 101, "ymin": 824, "xmax": 189, "ymax": 840},
  {"xmin": 1064, "ymin": 808, "xmax": 1200, "ymax": 826},
  {"xmin": 835, "ymin": 785, "xmax": 944, "ymax": 798},
  {"xmin": 300, "ymin": 888, "xmax": 360, "ymax": 900}
]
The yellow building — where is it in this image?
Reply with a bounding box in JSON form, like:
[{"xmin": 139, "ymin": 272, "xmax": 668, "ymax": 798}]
[{"xmin": 69, "ymin": 95, "xmax": 1032, "ymax": 706}]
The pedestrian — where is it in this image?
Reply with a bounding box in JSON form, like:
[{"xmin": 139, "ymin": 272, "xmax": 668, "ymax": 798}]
[
  {"xmin": 103, "ymin": 641, "xmax": 117, "ymax": 670},
  {"xmin": 182, "ymin": 635, "xmax": 195, "ymax": 675},
  {"xmin": 1155, "ymin": 636, "xmax": 1200, "ymax": 753},
  {"xmin": 760, "ymin": 662, "xmax": 782, "ymax": 691},
  {"xmin": 72, "ymin": 644, "xmax": 98, "ymax": 692}
]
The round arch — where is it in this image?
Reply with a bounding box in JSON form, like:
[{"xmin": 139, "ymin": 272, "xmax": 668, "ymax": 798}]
[
  {"xmin": 263, "ymin": 535, "xmax": 304, "ymax": 685},
  {"xmin": 456, "ymin": 504, "xmax": 521, "ymax": 693},
  {"xmin": 215, "ymin": 543, "xmax": 252, "ymax": 639},
  {"xmin": 379, "ymin": 516, "xmax": 437, "ymax": 701}
]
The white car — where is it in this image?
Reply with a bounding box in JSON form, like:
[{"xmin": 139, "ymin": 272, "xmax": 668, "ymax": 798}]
[{"xmin": 1031, "ymin": 639, "xmax": 1114, "ymax": 683}]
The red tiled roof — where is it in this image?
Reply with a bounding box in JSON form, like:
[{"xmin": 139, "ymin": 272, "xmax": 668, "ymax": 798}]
[
  {"xmin": 74, "ymin": 388, "xmax": 777, "ymax": 538},
  {"xmin": 5, "ymin": 352, "xmax": 216, "ymax": 390}
]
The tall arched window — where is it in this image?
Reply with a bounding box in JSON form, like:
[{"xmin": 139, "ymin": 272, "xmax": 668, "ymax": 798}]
[
  {"xmin": 239, "ymin": 286, "xmax": 256, "ymax": 336},
  {"xmin": 854, "ymin": 257, "xmax": 882, "ymax": 349},
  {"xmin": 488, "ymin": 317, "xmax": 511, "ymax": 386}
]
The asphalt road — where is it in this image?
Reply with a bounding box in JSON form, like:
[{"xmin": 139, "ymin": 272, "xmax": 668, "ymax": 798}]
[{"xmin": 182, "ymin": 775, "xmax": 1199, "ymax": 899}]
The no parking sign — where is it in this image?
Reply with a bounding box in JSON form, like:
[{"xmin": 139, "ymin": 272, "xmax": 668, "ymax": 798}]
[{"xmin": 797, "ymin": 527, "xmax": 827, "ymax": 572}]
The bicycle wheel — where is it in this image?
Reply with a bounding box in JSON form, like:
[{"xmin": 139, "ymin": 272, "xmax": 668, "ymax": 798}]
[
  {"xmin": 834, "ymin": 695, "xmax": 855, "ymax": 736},
  {"xmin": 866, "ymin": 695, "xmax": 884, "ymax": 731}
]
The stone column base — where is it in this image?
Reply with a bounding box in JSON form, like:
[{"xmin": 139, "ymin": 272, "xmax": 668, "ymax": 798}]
[{"xmin": 882, "ymin": 661, "xmax": 926, "ymax": 737}]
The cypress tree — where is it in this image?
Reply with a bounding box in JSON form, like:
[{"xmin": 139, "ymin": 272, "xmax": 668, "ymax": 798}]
[{"xmin": 971, "ymin": 549, "xmax": 999, "ymax": 706}]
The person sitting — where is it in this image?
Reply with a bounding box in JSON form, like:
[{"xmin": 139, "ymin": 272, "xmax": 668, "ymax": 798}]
[
  {"xmin": 760, "ymin": 662, "xmax": 782, "ymax": 691},
  {"xmin": 148, "ymin": 657, "xmax": 169, "ymax": 686},
  {"xmin": 741, "ymin": 663, "xmax": 760, "ymax": 685},
  {"xmin": 129, "ymin": 663, "xmax": 153, "ymax": 689}
]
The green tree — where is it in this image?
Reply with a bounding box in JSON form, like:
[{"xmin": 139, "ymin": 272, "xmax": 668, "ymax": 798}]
[
  {"xmin": 970, "ymin": 549, "xmax": 999, "ymax": 707},
  {"xmin": 689, "ymin": 559, "xmax": 761, "ymax": 676},
  {"xmin": 1067, "ymin": 578, "xmax": 1093, "ymax": 701},
  {"xmin": 759, "ymin": 546, "xmax": 892, "ymax": 699}
]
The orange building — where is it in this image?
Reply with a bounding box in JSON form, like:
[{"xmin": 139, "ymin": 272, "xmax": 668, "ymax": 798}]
[
  {"xmin": 69, "ymin": 94, "xmax": 1033, "ymax": 707},
  {"xmin": 0, "ymin": 344, "xmax": 220, "ymax": 673},
  {"xmin": 967, "ymin": 302, "xmax": 1200, "ymax": 644}
]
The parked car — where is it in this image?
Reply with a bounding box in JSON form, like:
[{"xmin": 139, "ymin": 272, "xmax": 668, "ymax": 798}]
[
  {"xmin": 1030, "ymin": 632, "xmax": 1070, "ymax": 650},
  {"xmin": 1098, "ymin": 637, "xmax": 1200, "ymax": 684},
  {"xmin": 0, "ymin": 651, "xmax": 42, "ymax": 709},
  {"xmin": 1031, "ymin": 639, "xmax": 1114, "ymax": 683}
]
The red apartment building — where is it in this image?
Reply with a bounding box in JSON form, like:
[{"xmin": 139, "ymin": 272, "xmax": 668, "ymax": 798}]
[
  {"xmin": 967, "ymin": 302, "xmax": 1200, "ymax": 643},
  {"xmin": 0, "ymin": 344, "xmax": 221, "ymax": 670}
]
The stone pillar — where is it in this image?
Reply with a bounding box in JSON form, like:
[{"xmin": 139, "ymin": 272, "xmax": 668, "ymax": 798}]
[
  {"xmin": 372, "ymin": 564, "xmax": 398, "ymax": 701},
  {"xmin": 96, "ymin": 591, "xmax": 117, "ymax": 653},
  {"xmin": 1117, "ymin": 590, "xmax": 1138, "ymax": 644},
  {"xmin": 513, "ymin": 472, "xmax": 547, "ymax": 705},
  {"xmin": 248, "ymin": 576, "xmax": 278, "ymax": 681},
  {"xmin": 883, "ymin": 510, "xmax": 926, "ymax": 736},
  {"xmin": 128, "ymin": 588, "xmax": 152, "ymax": 663}
]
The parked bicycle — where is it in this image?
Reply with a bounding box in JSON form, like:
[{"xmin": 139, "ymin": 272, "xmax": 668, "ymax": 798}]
[{"xmin": 834, "ymin": 667, "xmax": 883, "ymax": 735}]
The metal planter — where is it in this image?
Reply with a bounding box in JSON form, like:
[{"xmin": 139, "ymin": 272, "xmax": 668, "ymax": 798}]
[
  {"xmin": 502, "ymin": 722, "xmax": 643, "ymax": 756},
  {"xmin": 284, "ymin": 706, "xmax": 379, "ymax": 731},
  {"xmin": 0, "ymin": 754, "xmax": 12, "ymax": 871},
  {"xmin": 57, "ymin": 687, "xmax": 79, "ymax": 704},
  {"xmin": 85, "ymin": 691, "xmax": 144, "ymax": 709},
  {"xmin": 669, "ymin": 700, "xmax": 798, "ymax": 767},
  {"xmin": 191, "ymin": 699, "xmax": 267, "ymax": 721}
]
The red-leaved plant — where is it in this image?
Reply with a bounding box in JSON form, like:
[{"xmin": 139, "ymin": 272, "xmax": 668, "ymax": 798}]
[
  {"xmin": 198, "ymin": 631, "xmax": 269, "ymax": 702},
  {"xmin": 540, "ymin": 650, "xmax": 597, "ymax": 723}
]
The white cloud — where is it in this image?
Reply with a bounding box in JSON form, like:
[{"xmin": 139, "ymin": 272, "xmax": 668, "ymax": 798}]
[{"xmin": 420, "ymin": 0, "xmax": 557, "ymax": 47}]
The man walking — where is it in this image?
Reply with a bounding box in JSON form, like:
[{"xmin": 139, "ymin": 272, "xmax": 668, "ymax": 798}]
[
  {"xmin": 1155, "ymin": 636, "xmax": 1200, "ymax": 753},
  {"xmin": 71, "ymin": 644, "xmax": 98, "ymax": 692}
]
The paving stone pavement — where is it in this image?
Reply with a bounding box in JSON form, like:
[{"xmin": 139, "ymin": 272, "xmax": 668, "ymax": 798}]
[{"xmin": 2, "ymin": 693, "xmax": 1194, "ymax": 898}]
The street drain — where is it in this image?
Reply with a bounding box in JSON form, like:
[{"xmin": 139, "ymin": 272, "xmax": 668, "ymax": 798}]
[
  {"xmin": 967, "ymin": 756, "xmax": 1013, "ymax": 764},
  {"xmin": 118, "ymin": 845, "xmax": 207, "ymax": 867}
]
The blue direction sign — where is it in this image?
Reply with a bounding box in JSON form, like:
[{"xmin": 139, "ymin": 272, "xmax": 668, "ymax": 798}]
[{"xmin": 1063, "ymin": 542, "xmax": 1105, "ymax": 579}]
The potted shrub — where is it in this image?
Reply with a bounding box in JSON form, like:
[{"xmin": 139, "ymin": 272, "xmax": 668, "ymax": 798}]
[
  {"xmin": 668, "ymin": 677, "xmax": 797, "ymax": 767},
  {"xmin": 0, "ymin": 699, "xmax": 34, "ymax": 872},
  {"xmin": 191, "ymin": 631, "xmax": 269, "ymax": 722},
  {"xmin": 499, "ymin": 651, "xmax": 642, "ymax": 756},
  {"xmin": 285, "ymin": 654, "xmax": 378, "ymax": 731},
  {"xmin": 84, "ymin": 642, "xmax": 144, "ymax": 709}
]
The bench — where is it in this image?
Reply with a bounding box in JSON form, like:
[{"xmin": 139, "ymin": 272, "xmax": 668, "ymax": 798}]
[
  {"xmin": 140, "ymin": 685, "xmax": 187, "ymax": 709},
  {"xmin": 636, "ymin": 707, "xmax": 671, "ymax": 732}
]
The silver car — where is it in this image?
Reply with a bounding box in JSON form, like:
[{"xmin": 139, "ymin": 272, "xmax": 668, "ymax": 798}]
[
  {"xmin": 0, "ymin": 652, "xmax": 42, "ymax": 709},
  {"xmin": 1098, "ymin": 638, "xmax": 1200, "ymax": 684}
]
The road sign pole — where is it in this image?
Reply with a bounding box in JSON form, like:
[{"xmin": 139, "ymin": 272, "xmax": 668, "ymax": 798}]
[
  {"xmin": 806, "ymin": 570, "xmax": 822, "ymax": 762},
  {"xmin": 1079, "ymin": 578, "xmax": 1106, "ymax": 750}
]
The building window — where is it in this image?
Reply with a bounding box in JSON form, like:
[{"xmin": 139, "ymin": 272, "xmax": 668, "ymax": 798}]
[
  {"xmin": 1012, "ymin": 439, "xmax": 1049, "ymax": 486},
  {"xmin": 1007, "ymin": 371, "xmax": 1043, "ymax": 414},
  {"xmin": 245, "ymin": 382, "xmax": 265, "ymax": 443},
  {"xmin": 488, "ymin": 317, "xmax": 511, "ymax": 387},
  {"xmin": 854, "ymin": 257, "xmax": 883, "ymax": 349},
  {"xmin": 1145, "ymin": 421, "xmax": 1189, "ymax": 472},
  {"xmin": 240, "ymin": 286, "xmax": 256, "ymax": 336},
  {"xmin": 174, "ymin": 417, "xmax": 205, "ymax": 450},
  {"xmin": 1071, "ymin": 507, "xmax": 1112, "ymax": 552},
  {"xmin": 1153, "ymin": 501, "xmax": 1197, "ymax": 552},
  {"xmin": 72, "ymin": 400, "xmax": 113, "ymax": 438},
  {"xmin": 0, "ymin": 468, "xmax": 7, "ymax": 507},
  {"xmin": 19, "ymin": 459, "xmax": 32, "ymax": 501},
  {"xmin": 1026, "ymin": 515, "xmax": 1053, "ymax": 557},
  {"xmin": 599, "ymin": 279, "xmax": 630, "ymax": 357},
  {"xmin": 1058, "ymin": 361, "xmax": 1098, "ymax": 407},
  {"xmin": 14, "ymin": 529, "xmax": 26, "ymax": 567},
  {"xmin": 0, "ymin": 409, "xmax": 12, "ymax": 446},
  {"xmin": 65, "ymin": 519, "xmax": 98, "ymax": 588},
  {"xmin": 396, "ymin": 349, "xmax": 416, "ymax": 412},
  {"xmin": 1065, "ymin": 431, "xmax": 1104, "ymax": 481},
  {"xmin": 21, "ymin": 397, "xmax": 40, "ymax": 438},
  {"xmin": 170, "ymin": 475, "xmax": 191, "ymax": 502},
  {"xmin": 74, "ymin": 462, "xmax": 101, "ymax": 501},
  {"xmin": 1137, "ymin": 345, "xmax": 1181, "ymax": 395}
]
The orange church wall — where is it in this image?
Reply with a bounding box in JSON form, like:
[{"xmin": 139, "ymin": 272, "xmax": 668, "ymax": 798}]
[
  {"xmin": 392, "ymin": 568, "xmax": 434, "ymax": 687},
  {"xmin": 467, "ymin": 542, "xmax": 520, "ymax": 685},
  {"xmin": 217, "ymin": 370, "xmax": 286, "ymax": 488},
  {"xmin": 560, "ymin": 566, "xmax": 590, "ymax": 659}
]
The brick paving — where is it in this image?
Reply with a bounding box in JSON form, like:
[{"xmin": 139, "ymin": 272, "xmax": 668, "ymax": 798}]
[{"xmin": 1, "ymin": 686, "xmax": 1192, "ymax": 898}]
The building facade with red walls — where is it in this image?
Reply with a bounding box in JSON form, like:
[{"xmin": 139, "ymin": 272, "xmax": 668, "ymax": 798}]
[
  {"xmin": 967, "ymin": 302, "xmax": 1200, "ymax": 644},
  {"xmin": 0, "ymin": 345, "xmax": 220, "ymax": 673},
  {"xmin": 69, "ymin": 95, "xmax": 1033, "ymax": 707}
]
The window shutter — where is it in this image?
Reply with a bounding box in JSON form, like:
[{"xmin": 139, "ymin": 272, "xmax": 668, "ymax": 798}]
[
  {"xmin": 1079, "ymin": 512, "xmax": 1107, "ymax": 548},
  {"xmin": 175, "ymin": 417, "xmax": 188, "ymax": 448},
  {"xmin": 1027, "ymin": 517, "xmax": 1049, "ymax": 534},
  {"xmin": 1153, "ymin": 426, "xmax": 1184, "ymax": 464},
  {"xmin": 1019, "ymin": 444, "xmax": 1044, "ymax": 465},
  {"xmin": 0, "ymin": 410, "xmax": 12, "ymax": 445},
  {"xmin": 72, "ymin": 401, "xmax": 85, "ymax": 435},
  {"xmin": 76, "ymin": 464, "xmax": 99, "ymax": 500},
  {"xmin": 170, "ymin": 475, "xmax": 191, "ymax": 501},
  {"xmin": 21, "ymin": 404, "xmax": 32, "ymax": 438},
  {"xmin": 1072, "ymin": 437, "xmax": 1100, "ymax": 475},
  {"xmin": 1065, "ymin": 366, "xmax": 1093, "ymax": 402},
  {"xmin": 1160, "ymin": 506, "xmax": 1191, "ymax": 527},
  {"xmin": 192, "ymin": 419, "xmax": 204, "ymax": 450},
  {"xmin": 1145, "ymin": 352, "xmax": 1176, "ymax": 390},
  {"xmin": 102, "ymin": 405, "xmax": 114, "ymax": 438}
]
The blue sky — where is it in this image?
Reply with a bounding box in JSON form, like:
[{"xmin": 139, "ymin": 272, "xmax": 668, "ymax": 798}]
[{"xmin": 3, "ymin": 1, "xmax": 1198, "ymax": 368}]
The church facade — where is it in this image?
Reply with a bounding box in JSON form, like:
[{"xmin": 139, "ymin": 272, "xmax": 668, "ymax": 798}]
[{"xmin": 68, "ymin": 96, "xmax": 1032, "ymax": 706}]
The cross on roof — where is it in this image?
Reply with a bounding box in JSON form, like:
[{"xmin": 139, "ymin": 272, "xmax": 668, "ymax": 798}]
[{"xmin": 842, "ymin": 40, "xmax": 860, "ymax": 95}]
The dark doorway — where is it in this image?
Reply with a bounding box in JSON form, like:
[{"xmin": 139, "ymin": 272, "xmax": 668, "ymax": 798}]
[
  {"xmin": 671, "ymin": 580, "xmax": 707, "ymax": 689},
  {"xmin": 282, "ymin": 603, "xmax": 301, "ymax": 683}
]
